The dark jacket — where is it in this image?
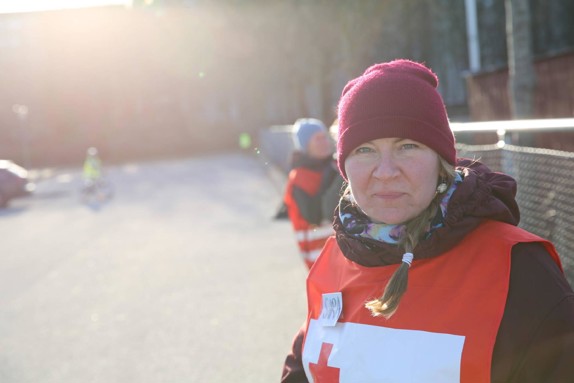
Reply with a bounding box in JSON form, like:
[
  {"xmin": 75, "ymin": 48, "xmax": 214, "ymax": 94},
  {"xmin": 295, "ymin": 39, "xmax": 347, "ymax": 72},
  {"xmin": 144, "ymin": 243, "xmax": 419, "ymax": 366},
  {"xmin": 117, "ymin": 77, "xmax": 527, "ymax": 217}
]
[{"xmin": 281, "ymin": 159, "xmax": 574, "ymax": 383}]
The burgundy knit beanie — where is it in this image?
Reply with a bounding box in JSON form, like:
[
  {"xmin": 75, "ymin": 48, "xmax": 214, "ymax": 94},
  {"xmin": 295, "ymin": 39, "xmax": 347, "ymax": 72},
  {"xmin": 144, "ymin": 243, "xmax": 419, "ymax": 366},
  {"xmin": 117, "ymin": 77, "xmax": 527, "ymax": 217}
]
[{"xmin": 337, "ymin": 59, "xmax": 456, "ymax": 179}]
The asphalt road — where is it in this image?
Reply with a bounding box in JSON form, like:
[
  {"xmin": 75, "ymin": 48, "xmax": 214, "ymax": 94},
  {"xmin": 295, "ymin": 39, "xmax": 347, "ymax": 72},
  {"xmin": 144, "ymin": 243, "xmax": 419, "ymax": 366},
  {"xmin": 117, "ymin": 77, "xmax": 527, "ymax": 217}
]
[{"xmin": 0, "ymin": 152, "xmax": 308, "ymax": 383}]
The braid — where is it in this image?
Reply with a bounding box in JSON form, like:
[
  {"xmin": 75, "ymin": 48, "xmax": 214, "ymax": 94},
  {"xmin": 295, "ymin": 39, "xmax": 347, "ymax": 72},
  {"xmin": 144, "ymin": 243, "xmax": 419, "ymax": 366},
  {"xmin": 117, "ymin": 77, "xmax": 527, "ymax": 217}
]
[{"xmin": 364, "ymin": 199, "xmax": 439, "ymax": 318}]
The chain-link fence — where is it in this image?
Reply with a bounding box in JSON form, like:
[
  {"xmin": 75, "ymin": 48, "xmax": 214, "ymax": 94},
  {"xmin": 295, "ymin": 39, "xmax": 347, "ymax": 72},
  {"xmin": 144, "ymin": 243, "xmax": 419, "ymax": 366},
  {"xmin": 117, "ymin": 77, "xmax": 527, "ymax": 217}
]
[{"xmin": 456, "ymin": 143, "xmax": 574, "ymax": 287}]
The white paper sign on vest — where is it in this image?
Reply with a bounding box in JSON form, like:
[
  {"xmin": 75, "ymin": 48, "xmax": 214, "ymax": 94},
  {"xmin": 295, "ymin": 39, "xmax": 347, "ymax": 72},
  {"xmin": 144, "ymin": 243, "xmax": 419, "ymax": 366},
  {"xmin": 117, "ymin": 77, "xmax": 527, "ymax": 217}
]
[{"xmin": 303, "ymin": 319, "xmax": 465, "ymax": 383}]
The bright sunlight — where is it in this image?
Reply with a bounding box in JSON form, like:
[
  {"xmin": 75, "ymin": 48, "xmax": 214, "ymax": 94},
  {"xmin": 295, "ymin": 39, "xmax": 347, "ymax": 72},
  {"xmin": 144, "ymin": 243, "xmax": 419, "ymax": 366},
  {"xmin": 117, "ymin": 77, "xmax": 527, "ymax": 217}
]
[{"xmin": 0, "ymin": 0, "xmax": 132, "ymax": 14}]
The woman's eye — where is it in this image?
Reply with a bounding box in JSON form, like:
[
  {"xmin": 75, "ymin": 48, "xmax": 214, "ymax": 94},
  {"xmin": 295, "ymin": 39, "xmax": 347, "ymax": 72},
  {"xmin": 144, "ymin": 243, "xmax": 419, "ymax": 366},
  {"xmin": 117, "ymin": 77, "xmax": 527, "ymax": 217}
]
[
  {"xmin": 401, "ymin": 143, "xmax": 418, "ymax": 150},
  {"xmin": 355, "ymin": 146, "xmax": 374, "ymax": 154}
]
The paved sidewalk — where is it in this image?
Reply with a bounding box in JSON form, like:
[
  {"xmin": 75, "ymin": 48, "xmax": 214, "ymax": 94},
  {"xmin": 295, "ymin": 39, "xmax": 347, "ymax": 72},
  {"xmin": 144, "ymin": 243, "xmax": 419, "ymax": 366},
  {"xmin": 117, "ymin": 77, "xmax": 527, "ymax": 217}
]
[{"xmin": 0, "ymin": 153, "xmax": 308, "ymax": 383}]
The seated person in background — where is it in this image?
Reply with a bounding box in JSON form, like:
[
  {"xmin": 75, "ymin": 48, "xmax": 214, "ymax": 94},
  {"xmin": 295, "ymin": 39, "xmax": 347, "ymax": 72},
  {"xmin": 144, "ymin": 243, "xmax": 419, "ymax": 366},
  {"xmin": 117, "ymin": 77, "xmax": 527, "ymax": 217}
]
[{"xmin": 283, "ymin": 118, "xmax": 344, "ymax": 270}]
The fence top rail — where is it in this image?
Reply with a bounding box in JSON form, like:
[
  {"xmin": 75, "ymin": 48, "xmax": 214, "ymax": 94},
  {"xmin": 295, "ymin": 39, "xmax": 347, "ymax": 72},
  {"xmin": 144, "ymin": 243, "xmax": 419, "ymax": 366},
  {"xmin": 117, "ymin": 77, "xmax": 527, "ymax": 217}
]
[
  {"xmin": 271, "ymin": 119, "xmax": 574, "ymax": 133},
  {"xmin": 456, "ymin": 143, "xmax": 574, "ymax": 158},
  {"xmin": 450, "ymin": 118, "xmax": 574, "ymax": 133}
]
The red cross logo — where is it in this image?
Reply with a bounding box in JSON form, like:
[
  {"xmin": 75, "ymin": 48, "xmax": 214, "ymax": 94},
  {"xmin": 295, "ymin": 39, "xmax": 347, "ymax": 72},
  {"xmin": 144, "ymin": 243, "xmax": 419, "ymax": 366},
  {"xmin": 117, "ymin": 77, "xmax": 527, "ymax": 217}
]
[{"xmin": 309, "ymin": 342, "xmax": 340, "ymax": 382}]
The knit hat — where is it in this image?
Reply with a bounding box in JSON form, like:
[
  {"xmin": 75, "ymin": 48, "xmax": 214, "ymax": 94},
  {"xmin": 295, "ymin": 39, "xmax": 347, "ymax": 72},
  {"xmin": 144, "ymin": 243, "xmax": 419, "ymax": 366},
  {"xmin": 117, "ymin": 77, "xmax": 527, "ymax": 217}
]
[
  {"xmin": 292, "ymin": 118, "xmax": 327, "ymax": 153},
  {"xmin": 336, "ymin": 59, "xmax": 456, "ymax": 179}
]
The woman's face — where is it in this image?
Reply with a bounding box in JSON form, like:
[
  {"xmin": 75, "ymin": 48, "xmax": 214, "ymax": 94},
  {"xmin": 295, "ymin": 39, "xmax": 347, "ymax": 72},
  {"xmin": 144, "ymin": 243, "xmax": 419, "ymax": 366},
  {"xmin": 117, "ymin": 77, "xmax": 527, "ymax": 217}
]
[{"xmin": 344, "ymin": 137, "xmax": 441, "ymax": 225}]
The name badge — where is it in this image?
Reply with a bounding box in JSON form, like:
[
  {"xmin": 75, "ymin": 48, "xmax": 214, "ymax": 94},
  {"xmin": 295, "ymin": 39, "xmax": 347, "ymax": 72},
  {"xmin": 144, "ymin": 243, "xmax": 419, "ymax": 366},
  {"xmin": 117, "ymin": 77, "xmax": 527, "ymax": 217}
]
[{"xmin": 319, "ymin": 292, "xmax": 343, "ymax": 326}]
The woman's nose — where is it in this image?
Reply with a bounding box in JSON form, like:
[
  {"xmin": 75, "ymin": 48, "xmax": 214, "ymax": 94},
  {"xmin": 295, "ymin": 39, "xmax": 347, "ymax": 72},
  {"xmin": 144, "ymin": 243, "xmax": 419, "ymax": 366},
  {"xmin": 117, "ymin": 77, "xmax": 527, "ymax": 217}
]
[{"xmin": 372, "ymin": 153, "xmax": 399, "ymax": 179}]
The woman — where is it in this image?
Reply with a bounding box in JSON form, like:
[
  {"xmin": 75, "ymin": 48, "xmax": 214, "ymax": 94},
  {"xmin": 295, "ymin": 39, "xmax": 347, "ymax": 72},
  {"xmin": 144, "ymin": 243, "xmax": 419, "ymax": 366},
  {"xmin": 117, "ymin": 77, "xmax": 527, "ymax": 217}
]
[
  {"xmin": 283, "ymin": 118, "xmax": 344, "ymax": 269},
  {"xmin": 281, "ymin": 60, "xmax": 574, "ymax": 382}
]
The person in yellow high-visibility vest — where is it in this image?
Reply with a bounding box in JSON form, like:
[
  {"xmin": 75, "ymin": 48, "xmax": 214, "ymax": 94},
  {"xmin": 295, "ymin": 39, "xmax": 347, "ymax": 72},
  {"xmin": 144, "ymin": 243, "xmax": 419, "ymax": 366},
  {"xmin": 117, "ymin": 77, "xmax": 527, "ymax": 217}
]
[
  {"xmin": 81, "ymin": 147, "xmax": 113, "ymax": 204},
  {"xmin": 83, "ymin": 147, "xmax": 102, "ymax": 184}
]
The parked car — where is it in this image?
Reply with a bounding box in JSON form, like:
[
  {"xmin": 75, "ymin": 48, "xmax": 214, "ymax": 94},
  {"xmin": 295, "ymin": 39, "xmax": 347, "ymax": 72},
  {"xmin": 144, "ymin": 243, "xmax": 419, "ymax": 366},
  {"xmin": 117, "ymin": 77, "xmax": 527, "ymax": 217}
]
[{"xmin": 0, "ymin": 160, "xmax": 34, "ymax": 208}]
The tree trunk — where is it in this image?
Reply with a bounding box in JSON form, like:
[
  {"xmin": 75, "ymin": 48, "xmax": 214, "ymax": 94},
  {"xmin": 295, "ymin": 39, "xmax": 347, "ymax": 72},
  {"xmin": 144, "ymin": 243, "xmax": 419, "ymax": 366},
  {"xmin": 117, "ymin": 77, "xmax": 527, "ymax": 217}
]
[{"xmin": 505, "ymin": 0, "xmax": 536, "ymax": 119}]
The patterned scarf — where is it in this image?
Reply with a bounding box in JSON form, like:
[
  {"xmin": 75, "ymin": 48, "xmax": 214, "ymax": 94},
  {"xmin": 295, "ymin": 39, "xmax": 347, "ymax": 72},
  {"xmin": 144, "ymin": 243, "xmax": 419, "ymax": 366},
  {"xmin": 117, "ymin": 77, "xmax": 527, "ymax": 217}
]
[{"xmin": 339, "ymin": 172, "xmax": 463, "ymax": 244}]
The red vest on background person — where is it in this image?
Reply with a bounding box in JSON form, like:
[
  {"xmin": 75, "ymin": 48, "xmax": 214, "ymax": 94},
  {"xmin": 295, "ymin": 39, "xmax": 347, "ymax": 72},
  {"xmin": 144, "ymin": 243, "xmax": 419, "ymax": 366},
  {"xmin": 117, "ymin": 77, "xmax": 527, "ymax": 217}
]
[
  {"xmin": 284, "ymin": 167, "xmax": 334, "ymax": 269},
  {"xmin": 302, "ymin": 220, "xmax": 562, "ymax": 383}
]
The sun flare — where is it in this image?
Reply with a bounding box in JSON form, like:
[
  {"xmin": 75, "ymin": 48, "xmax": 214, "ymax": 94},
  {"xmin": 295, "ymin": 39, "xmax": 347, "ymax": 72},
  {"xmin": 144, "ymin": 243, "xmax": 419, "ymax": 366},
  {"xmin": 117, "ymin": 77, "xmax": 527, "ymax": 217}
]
[{"xmin": 0, "ymin": 0, "xmax": 132, "ymax": 14}]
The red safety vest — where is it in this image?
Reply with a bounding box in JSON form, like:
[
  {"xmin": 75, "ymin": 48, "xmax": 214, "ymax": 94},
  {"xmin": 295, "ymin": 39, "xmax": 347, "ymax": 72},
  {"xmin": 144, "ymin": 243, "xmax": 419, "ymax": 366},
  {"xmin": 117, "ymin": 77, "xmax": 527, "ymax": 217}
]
[
  {"xmin": 302, "ymin": 220, "xmax": 561, "ymax": 383},
  {"xmin": 284, "ymin": 167, "xmax": 334, "ymax": 269}
]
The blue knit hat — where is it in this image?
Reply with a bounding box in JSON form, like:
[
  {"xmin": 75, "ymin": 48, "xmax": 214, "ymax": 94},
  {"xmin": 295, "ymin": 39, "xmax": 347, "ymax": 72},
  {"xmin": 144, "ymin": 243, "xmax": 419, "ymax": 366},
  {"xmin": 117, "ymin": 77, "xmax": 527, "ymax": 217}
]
[{"xmin": 293, "ymin": 118, "xmax": 327, "ymax": 153}]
